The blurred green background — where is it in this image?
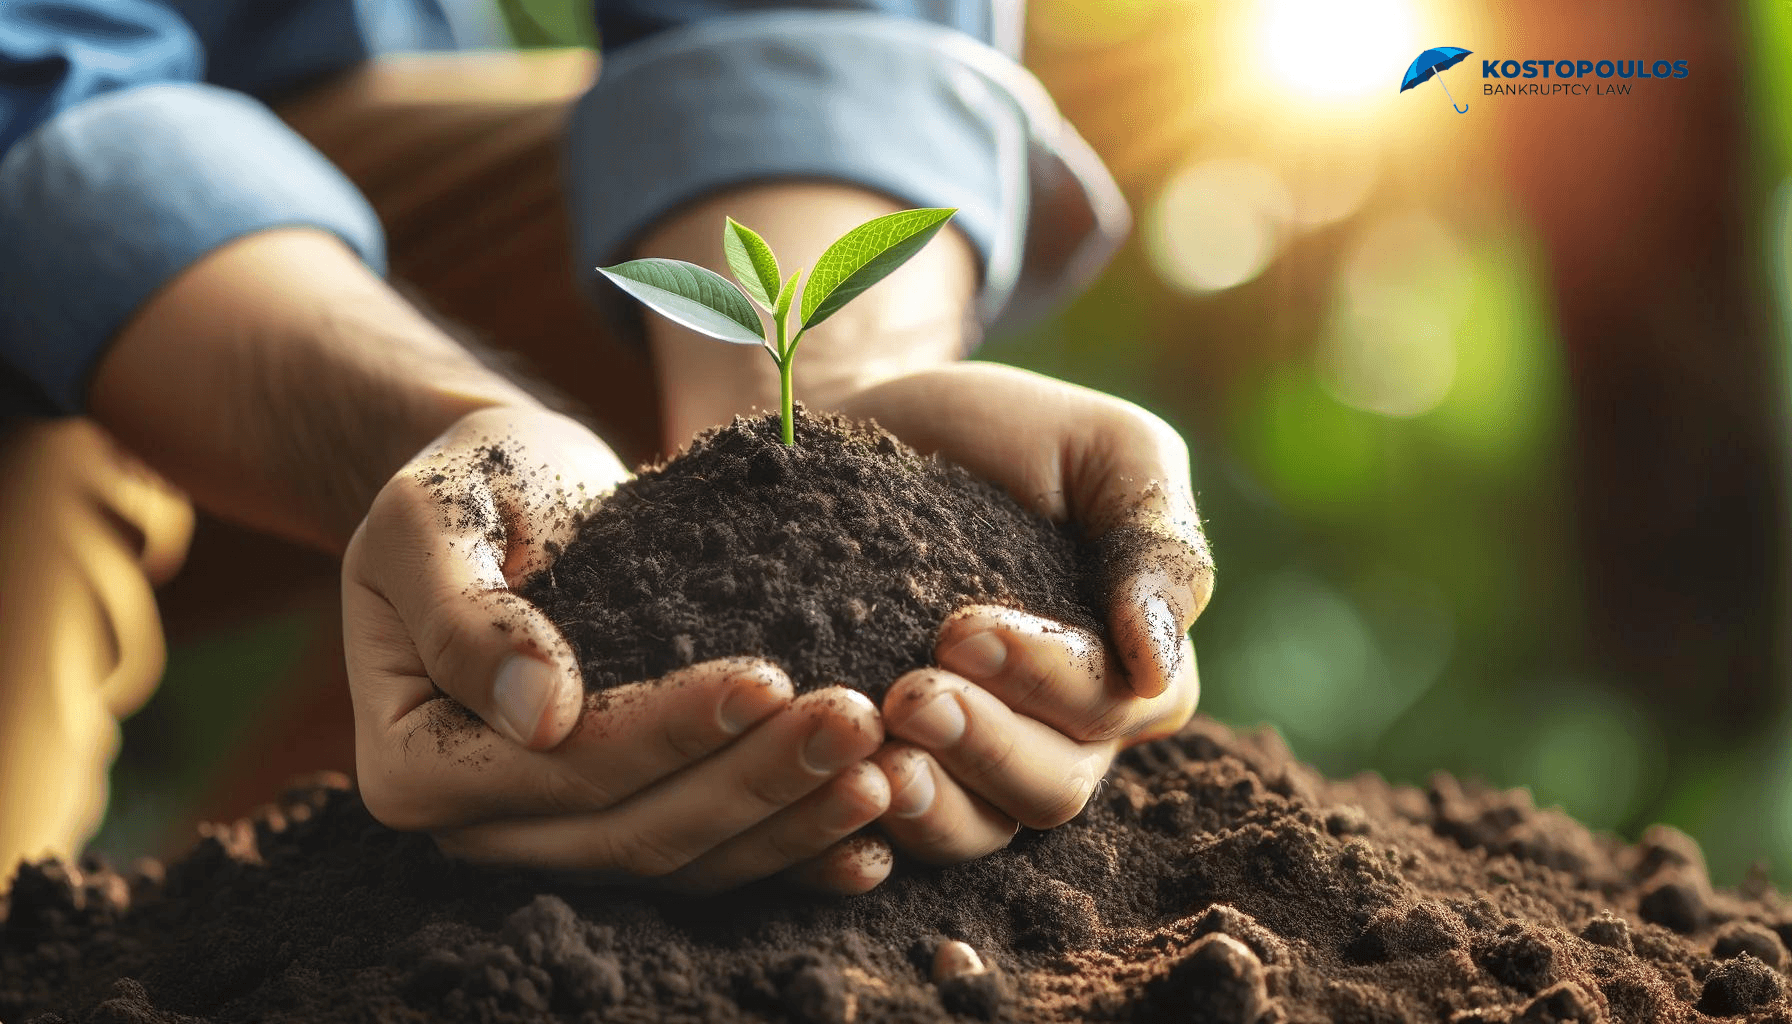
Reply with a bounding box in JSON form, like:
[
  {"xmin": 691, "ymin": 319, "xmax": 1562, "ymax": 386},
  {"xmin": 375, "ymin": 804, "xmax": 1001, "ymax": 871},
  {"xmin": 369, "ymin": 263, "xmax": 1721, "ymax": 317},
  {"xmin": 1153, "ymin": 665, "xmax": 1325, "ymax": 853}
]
[{"xmin": 102, "ymin": 0, "xmax": 1792, "ymax": 886}]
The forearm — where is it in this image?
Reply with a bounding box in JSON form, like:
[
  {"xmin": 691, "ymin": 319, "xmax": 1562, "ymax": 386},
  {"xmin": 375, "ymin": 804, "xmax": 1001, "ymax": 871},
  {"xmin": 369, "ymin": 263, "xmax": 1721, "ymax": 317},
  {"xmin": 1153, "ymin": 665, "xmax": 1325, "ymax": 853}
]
[
  {"xmin": 638, "ymin": 182, "xmax": 978, "ymax": 451},
  {"xmin": 89, "ymin": 228, "xmax": 540, "ymax": 552}
]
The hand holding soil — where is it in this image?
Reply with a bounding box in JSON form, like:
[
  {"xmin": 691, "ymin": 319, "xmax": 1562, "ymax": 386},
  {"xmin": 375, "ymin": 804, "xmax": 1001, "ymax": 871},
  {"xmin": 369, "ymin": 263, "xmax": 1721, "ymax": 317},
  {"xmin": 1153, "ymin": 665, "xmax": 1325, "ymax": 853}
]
[
  {"xmin": 836, "ymin": 363, "xmax": 1210, "ymax": 864},
  {"xmin": 342, "ymin": 406, "xmax": 894, "ymax": 894}
]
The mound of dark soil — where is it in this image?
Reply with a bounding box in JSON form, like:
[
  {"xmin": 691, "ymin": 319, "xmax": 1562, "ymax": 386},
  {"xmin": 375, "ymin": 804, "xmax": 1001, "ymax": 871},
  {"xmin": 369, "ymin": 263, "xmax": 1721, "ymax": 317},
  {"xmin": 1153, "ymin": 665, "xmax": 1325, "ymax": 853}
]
[
  {"xmin": 518, "ymin": 411, "xmax": 1102, "ymax": 700},
  {"xmin": 7, "ymin": 719, "xmax": 1792, "ymax": 1023}
]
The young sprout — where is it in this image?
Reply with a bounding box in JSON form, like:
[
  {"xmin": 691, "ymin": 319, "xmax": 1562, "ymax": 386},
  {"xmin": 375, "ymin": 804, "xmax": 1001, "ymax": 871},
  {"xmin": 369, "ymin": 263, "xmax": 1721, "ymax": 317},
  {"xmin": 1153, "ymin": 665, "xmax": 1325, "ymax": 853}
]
[{"xmin": 598, "ymin": 207, "xmax": 957, "ymax": 446}]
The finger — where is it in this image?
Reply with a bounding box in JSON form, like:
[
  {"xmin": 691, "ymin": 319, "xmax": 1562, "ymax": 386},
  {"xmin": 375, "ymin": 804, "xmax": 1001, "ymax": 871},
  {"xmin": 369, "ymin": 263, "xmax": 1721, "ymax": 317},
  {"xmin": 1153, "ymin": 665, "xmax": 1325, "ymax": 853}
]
[
  {"xmin": 783, "ymin": 834, "xmax": 896, "ymax": 895},
  {"xmin": 937, "ymin": 605, "xmax": 1159, "ymax": 743},
  {"xmin": 352, "ymin": 474, "xmax": 582, "ymax": 751},
  {"xmin": 884, "ymin": 670, "xmax": 1111, "ymax": 830},
  {"xmin": 434, "ymin": 688, "xmax": 883, "ymax": 875},
  {"xmin": 1124, "ymin": 636, "xmax": 1201, "ymax": 747},
  {"xmin": 668, "ymin": 761, "xmax": 891, "ymax": 894},
  {"xmin": 873, "ymin": 745, "xmax": 1019, "ymax": 865},
  {"xmin": 356, "ymin": 659, "xmax": 793, "ymax": 832},
  {"xmin": 1100, "ymin": 484, "xmax": 1214, "ymax": 699}
]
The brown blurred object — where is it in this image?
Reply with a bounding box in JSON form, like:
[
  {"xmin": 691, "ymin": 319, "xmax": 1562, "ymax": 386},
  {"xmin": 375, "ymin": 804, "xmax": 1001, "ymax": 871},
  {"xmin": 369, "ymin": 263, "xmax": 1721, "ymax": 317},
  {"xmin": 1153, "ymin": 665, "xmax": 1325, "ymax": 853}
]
[
  {"xmin": 158, "ymin": 48, "xmax": 664, "ymax": 835},
  {"xmin": 1485, "ymin": 4, "xmax": 1788, "ymax": 748}
]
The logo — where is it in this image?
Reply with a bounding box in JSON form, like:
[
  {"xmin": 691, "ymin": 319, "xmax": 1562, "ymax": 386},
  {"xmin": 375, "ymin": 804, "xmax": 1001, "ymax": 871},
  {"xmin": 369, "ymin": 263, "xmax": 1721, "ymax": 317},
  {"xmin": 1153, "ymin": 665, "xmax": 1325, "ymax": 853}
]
[
  {"xmin": 1479, "ymin": 58, "xmax": 1688, "ymax": 99},
  {"xmin": 1400, "ymin": 49, "xmax": 1692, "ymax": 111},
  {"xmin": 1400, "ymin": 47, "xmax": 1473, "ymax": 113}
]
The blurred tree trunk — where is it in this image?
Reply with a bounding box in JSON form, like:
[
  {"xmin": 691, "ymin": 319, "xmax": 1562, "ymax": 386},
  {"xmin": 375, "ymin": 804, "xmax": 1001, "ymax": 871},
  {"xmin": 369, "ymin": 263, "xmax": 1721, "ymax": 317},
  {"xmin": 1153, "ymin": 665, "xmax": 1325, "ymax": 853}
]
[{"xmin": 1495, "ymin": 2, "xmax": 1788, "ymax": 747}]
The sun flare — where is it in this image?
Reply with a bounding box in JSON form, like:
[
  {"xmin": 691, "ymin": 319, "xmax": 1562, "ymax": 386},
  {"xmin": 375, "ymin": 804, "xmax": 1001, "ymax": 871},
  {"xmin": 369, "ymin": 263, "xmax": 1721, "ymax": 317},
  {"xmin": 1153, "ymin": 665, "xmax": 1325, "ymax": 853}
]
[{"xmin": 1257, "ymin": 0, "xmax": 1421, "ymax": 101}]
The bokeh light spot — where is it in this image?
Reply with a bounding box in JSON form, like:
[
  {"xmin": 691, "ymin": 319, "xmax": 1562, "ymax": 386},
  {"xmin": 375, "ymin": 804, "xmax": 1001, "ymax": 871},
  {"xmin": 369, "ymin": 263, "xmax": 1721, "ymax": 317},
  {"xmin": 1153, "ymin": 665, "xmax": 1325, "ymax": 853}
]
[
  {"xmin": 1318, "ymin": 212, "xmax": 1473, "ymax": 417},
  {"xmin": 1146, "ymin": 159, "xmax": 1292, "ymax": 293},
  {"xmin": 1515, "ymin": 683, "xmax": 1652, "ymax": 830}
]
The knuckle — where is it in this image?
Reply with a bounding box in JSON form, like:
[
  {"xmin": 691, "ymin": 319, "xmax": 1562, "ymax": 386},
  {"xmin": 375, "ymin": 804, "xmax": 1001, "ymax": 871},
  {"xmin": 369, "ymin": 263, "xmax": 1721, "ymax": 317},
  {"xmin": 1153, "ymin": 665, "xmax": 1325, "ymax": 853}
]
[
  {"xmin": 764, "ymin": 827, "xmax": 822, "ymax": 868},
  {"xmin": 536, "ymin": 766, "xmax": 617, "ymax": 815},
  {"xmin": 954, "ymin": 728, "xmax": 1017, "ymax": 787},
  {"xmin": 616, "ymin": 830, "xmax": 693, "ymax": 878},
  {"xmin": 418, "ymin": 610, "xmax": 470, "ymax": 680},
  {"xmin": 743, "ymin": 768, "xmax": 813, "ymax": 814},
  {"xmin": 906, "ymin": 817, "xmax": 978, "ymax": 861},
  {"xmin": 1024, "ymin": 777, "xmax": 1096, "ymax": 830},
  {"xmin": 358, "ymin": 780, "xmax": 442, "ymax": 834},
  {"xmin": 1002, "ymin": 646, "xmax": 1055, "ymax": 709},
  {"xmin": 1078, "ymin": 699, "xmax": 1136, "ymax": 744},
  {"xmin": 915, "ymin": 820, "xmax": 1013, "ymax": 864},
  {"xmin": 661, "ymin": 719, "xmax": 718, "ymax": 763}
]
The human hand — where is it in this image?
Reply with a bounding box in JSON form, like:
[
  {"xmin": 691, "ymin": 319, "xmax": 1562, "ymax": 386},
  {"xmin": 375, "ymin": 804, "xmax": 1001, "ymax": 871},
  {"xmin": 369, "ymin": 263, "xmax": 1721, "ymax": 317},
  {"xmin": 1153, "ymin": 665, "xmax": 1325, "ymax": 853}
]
[
  {"xmin": 836, "ymin": 363, "xmax": 1212, "ymax": 862},
  {"xmin": 343, "ymin": 406, "xmax": 892, "ymax": 893}
]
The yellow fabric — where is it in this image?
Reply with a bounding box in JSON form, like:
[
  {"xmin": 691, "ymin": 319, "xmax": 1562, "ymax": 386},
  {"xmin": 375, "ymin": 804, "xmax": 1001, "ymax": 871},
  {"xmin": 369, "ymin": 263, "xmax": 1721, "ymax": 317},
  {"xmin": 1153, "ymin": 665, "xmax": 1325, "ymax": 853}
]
[{"xmin": 0, "ymin": 419, "xmax": 192, "ymax": 879}]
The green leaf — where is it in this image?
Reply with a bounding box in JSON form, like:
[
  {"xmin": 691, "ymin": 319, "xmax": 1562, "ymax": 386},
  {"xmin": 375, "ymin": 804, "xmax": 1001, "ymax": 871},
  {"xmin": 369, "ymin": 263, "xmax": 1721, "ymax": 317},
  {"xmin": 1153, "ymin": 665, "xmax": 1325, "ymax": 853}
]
[
  {"xmin": 723, "ymin": 218, "xmax": 782, "ymax": 310},
  {"xmin": 598, "ymin": 259, "xmax": 764, "ymax": 346},
  {"xmin": 774, "ymin": 268, "xmax": 801, "ymax": 324},
  {"xmin": 800, "ymin": 208, "xmax": 957, "ymax": 329}
]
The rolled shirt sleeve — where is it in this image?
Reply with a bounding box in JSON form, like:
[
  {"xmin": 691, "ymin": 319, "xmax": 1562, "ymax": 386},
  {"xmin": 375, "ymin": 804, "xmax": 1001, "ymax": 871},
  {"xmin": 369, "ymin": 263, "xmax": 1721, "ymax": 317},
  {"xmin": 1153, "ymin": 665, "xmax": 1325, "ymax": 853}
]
[
  {"xmin": 0, "ymin": 1, "xmax": 386, "ymax": 417},
  {"xmin": 569, "ymin": 2, "xmax": 1129, "ymax": 336}
]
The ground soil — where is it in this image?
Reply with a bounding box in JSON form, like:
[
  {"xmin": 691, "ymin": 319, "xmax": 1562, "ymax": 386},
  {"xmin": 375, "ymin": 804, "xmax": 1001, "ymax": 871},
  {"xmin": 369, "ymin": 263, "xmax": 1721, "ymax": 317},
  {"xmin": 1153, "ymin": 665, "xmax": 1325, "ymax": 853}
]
[
  {"xmin": 517, "ymin": 411, "xmax": 1103, "ymax": 701},
  {"xmin": 7, "ymin": 722, "xmax": 1792, "ymax": 1023},
  {"xmin": 6, "ymin": 412, "xmax": 1790, "ymax": 1022}
]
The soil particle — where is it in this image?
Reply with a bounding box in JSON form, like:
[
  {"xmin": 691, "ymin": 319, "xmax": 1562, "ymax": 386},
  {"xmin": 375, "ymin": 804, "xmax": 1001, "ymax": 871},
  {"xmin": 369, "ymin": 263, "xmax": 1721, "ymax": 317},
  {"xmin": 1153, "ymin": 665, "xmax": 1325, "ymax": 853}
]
[
  {"xmin": 1349, "ymin": 900, "xmax": 1468, "ymax": 962},
  {"xmin": 1514, "ymin": 980, "xmax": 1601, "ymax": 1023},
  {"xmin": 1146, "ymin": 933, "xmax": 1269, "ymax": 1024},
  {"xmin": 1579, "ymin": 912, "xmax": 1634, "ymax": 952},
  {"xmin": 1712, "ymin": 920, "xmax": 1785, "ymax": 968},
  {"xmin": 937, "ymin": 967, "xmax": 1006, "ymax": 1020},
  {"xmin": 1478, "ymin": 926, "xmax": 1559, "ymax": 994},
  {"xmin": 780, "ymin": 959, "xmax": 855, "ymax": 1024},
  {"xmin": 10, "ymin": 723, "xmax": 1792, "ymax": 1021},
  {"xmin": 1698, "ymin": 953, "xmax": 1784, "ymax": 1015},
  {"xmin": 517, "ymin": 412, "xmax": 1101, "ymax": 700},
  {"xmin": 1639, "ymin": 876, "xmax": 1710, "ymax": 934}
]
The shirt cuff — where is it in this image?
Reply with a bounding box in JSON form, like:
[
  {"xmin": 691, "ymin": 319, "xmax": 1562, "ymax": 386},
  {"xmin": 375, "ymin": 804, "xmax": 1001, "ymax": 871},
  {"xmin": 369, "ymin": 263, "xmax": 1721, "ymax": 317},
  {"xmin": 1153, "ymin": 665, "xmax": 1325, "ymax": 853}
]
[
  {"xmin": 0, "ymin": 83, "xmax": 386, "ymax": 415},
  {"xmin": 565, "ymin": 10, "xmax": 1129, "ymax": 337}
]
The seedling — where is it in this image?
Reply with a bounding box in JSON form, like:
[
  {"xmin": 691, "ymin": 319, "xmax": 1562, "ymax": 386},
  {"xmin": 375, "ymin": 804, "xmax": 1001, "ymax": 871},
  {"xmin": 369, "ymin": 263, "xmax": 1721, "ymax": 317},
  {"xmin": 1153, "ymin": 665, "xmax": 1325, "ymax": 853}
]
[{"xmin": 598, "ymin": 208, "xmax": 957, "ymax": 446}]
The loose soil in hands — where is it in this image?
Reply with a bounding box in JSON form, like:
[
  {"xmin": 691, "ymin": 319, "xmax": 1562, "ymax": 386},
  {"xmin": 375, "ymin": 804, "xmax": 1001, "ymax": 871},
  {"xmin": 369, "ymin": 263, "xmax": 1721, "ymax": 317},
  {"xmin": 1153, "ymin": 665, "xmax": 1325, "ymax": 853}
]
[
  {"xmin": 517, "ymin": 411, "xmax": 1102, "ymax": 701},
  {"xmin": 7, "ymin": 413, "xmax": 1791, "ymax": 1022}
]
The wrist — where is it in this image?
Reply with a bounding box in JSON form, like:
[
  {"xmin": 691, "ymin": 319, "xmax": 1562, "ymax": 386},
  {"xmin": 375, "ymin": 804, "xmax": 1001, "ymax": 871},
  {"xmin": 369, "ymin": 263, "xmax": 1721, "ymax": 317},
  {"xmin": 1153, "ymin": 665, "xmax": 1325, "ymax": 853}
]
[{"xmin": 92, "ymin": 228, "xmax": 543, "ymax": 551}]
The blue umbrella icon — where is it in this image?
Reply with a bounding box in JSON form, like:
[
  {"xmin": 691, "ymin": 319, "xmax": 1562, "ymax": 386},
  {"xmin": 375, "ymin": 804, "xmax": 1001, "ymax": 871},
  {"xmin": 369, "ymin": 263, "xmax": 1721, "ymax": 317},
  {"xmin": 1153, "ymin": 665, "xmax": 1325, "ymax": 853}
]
[{"xmin": 1401, "ymin": 47, "xmax": 1472, "ymax": 113}]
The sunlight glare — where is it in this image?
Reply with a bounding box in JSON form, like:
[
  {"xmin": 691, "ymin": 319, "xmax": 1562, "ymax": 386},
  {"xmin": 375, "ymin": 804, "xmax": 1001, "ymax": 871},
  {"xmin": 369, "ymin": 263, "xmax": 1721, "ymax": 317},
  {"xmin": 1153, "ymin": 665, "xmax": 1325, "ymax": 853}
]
[{"xmin": 1258, "ymin": 0, "xmax": 1420, "ymax": 101}]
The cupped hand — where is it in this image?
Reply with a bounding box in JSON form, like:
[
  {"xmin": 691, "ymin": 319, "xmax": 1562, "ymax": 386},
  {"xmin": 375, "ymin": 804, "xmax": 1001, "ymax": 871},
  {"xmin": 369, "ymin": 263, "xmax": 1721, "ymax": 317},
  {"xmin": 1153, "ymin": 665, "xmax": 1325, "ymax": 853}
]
[
  {"xmin": 836, "ymin": 363, "xmax": 1212, "ymax": 862},
  {"xmin": 343, "ymin": 406, "xmax": 891, "ymax": 893}
]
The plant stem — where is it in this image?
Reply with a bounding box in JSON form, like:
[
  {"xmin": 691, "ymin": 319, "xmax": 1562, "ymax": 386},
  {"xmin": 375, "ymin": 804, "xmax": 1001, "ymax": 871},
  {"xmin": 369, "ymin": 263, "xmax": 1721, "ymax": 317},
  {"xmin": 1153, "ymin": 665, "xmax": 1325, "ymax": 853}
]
[
  {"xmin": 772, "ymin": 307, "xmax": 794, "ymax": 446},
  {"xmin": 779, "ymin": 356, "xmax": 794, "ymax": 445}
]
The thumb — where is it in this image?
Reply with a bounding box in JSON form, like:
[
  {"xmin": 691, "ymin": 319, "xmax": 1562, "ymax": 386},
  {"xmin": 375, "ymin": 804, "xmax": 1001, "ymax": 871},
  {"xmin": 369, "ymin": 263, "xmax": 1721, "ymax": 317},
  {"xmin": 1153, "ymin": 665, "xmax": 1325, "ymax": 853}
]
[{"xmin": 353, "ymin": 474, "xmax": 585, "ymax": 751}]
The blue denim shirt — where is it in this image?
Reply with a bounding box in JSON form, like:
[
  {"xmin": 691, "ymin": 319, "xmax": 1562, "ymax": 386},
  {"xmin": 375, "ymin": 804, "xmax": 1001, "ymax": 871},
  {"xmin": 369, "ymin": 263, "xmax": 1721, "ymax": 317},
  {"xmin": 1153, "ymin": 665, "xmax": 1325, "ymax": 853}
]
[{"xmin": 0, "ymin": 0, "xmax": 1126, "ymax": 416}]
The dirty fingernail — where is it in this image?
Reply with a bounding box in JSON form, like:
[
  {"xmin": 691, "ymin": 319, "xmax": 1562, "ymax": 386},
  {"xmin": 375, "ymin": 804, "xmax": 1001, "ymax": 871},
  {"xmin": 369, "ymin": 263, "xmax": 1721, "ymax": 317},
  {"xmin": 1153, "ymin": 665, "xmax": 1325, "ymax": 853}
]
[
  {"xmin": 940, "ymin": 630, "xmax": 1007, "ymax": 680},
  {"xmin": 1149, "ymin": 595, "xmax": 1184, "ymax": 678},
  {"xmin": 900, "ymin": 693, "xmax": 966, "ymax": 749},
  {"xmin": 802, "ymin": 722, "xmax": 862, "ymax": 775},
  {"xmin": 889, "ymin": 758, "xmax": 937, "ymax": 818},
  {"xmin": 718, "ymin": 675, "xmax": 790, "ymax": 735},
  {"xmin": 1126, "ymin": 594, "xmax": 1180, "ymax": 697},
  {"xmin": 493, "ymin": 654, "xmax": 559, "ymax": 747}
]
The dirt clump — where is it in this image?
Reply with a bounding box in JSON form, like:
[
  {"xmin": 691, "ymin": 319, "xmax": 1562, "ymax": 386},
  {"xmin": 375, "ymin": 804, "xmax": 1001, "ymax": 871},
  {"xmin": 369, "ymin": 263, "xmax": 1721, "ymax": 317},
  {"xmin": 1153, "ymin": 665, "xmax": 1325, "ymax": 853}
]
[{"xmin": 517, "ymin": 411, "xmax": 1102, "ymax": 701}]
